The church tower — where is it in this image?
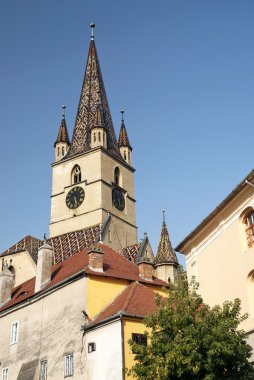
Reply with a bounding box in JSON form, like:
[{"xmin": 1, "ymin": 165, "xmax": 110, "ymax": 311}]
[{"xmin": 49, "ymin": 24, "xmax": 138, "ymax": 249}]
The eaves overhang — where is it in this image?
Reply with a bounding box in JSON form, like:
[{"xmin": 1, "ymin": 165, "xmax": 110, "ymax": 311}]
[{"xmin": 175, "ymin": 169, "xmax": 254, "ymax": 253}]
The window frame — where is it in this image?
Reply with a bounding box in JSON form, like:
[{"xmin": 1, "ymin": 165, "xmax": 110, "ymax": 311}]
[
  {"xmin": 132, "ymin": 333, "xmax": 147, "ymax": 346},
  {"xmin": 244, "ymin": 209, "xmax": 254, "ymax": 248},
  {"xmin": 10, "ymin": 320, "xmax": 19, "ymax": 345},
  {"xmin": 64, "ymin": 353, "xmax": 74, "ymax": 377}
]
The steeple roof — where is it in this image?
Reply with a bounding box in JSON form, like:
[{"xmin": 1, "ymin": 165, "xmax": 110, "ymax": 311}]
[
  {"xmin": 155, "ymin": 211, "xmax": 178, "ymax": 265},
  {"xmin": 54, "ymin": 116, "xmax": 70, "ymax": 147},
  {"xmin": 118, "ymin": 111, "xmax": 132, "ymax": 150},
  {"xmin": 67, "ymin": 29, "xmax": 120, "ymax": 159}
]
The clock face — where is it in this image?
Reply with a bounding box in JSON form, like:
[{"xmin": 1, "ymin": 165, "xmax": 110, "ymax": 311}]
[
  {"xmin": 112, "ymin": 188, "xmax": 125, "ymax": 211},
  {"xmin": 66, "ymin": 186, "xmax": 85, "ymax": 209}
]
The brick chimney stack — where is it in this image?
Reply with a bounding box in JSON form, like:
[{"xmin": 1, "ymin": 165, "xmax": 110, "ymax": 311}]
[
  {"xmin": 35, "ymin": 243, "xmax": 53, "ymax": 293},
  {"xmin": 137, "ymin": 259, "xmax": 154, "ymax": 282},
  {"xmin": 0, "ymin": 262, "xmax": 14, "ymax": 307},
  {"xmin": 87, "ymin": 246, "xmax": 104, "ymax": 273}
]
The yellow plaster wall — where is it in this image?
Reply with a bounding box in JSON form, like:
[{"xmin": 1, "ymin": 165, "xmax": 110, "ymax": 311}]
[
  {"xmin": 123, "ymin": 318, "xmax": 147, "ymax": 380},
  {"xmin": 87, "ymin": 275, "xmax": 129, "ymax": 319}
]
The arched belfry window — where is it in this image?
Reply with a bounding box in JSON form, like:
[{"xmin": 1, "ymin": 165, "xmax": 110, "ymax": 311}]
[
  {"xmin": 72, "ymin": 165, "xmax": 82, "ymax": 184},
  {"xmin": 244, "ymin": 209, "xmax": 254, "ymax": 248},
  {"xmin": 114, "ymin": 167, "xmax": 120, "ymax": 186}
]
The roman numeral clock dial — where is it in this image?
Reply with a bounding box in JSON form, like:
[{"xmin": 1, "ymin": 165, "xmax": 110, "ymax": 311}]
[{"xmin": 66, "ymin": 186, "xmax": 85, "ymax": 209}]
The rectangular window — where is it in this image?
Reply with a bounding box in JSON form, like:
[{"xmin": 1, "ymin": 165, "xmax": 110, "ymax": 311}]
[
  {"xmin": 132, "ymin": 333, "xmax": 147, "ymax": 346},
  {"xmin": 2, "ymin": 368, "xmax": 9, "ymax": 380},
  {"xmin": 40, "ymin": 360, "xmax": 47, "ymax": 380},
  {"xmin": 88, "ymin": 342, "xmax": 96, "ymax": 353},
  {"xmin": 10, "ymin": 321, "xmax": 19, "ymax": 345},
  {"xmin": 64, "ymin": 354, "xmax": 74, "ymax": 377}
]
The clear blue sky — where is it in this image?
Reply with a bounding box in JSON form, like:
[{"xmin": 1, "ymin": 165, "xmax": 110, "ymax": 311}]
[{"xmin": 1, "ymin": 1, "xmax": 254, "ymax": 267}]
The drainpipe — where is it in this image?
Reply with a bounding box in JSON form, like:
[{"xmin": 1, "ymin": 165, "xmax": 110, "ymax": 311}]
[{"xmin": 120, "ymin": 312, "xmax": 125, "ymax": 380}]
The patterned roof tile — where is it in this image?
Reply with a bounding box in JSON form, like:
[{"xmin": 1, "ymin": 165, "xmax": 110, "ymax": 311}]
[
  {"xmin": 155, "ymin": 220, "xmax": 178, "ymax": 265},
  {"xmin": 118, "ymin": 119, "xmax": 132, "ymax": 150},
  {"xmin": 123, "ymin": 243, "xmax": 141, "ymax": 262},
  {"xmin": 66, "ymin": 37, "xmax": 121, "ymax": 159},
  {"xmin": 54, "ymin": 117, "xmax": 70, "ymax": 147}
]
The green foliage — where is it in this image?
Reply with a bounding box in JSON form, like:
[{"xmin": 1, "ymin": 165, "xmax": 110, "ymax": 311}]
[{"xmin": 128, "ymin": 274, "xmax": 254, "ymax": 379}]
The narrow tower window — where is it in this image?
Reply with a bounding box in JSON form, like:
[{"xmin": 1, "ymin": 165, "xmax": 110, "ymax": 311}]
[
  {"xmin": 72, "ymin": 165, "xmax": 82, "ymax": 184},
  {"xmin": 98, "ymin": 132, "xmax": 101, "ymax": 142},
  {"xmin": 244, "ymin": 209, "xmax": 254, "ymax": 247},
  {"xmin": 114, "ymin": 167, "xmax": 120, "ymax": 186},
  {"xmin": 62, "ymin": 146, "xmax": 65, "ymax": 157},
  {"xmin": 57, "ymin": 147, "xmax": 60, "ymax": 157},
  {"xmin": 94, "ymin": 132, "xmax": 96, "ymax": 143}
]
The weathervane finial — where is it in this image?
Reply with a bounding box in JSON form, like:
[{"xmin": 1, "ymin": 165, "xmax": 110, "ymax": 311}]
[
  {"xmin": 62, "ymin": 105, "xmax": 66, "ymax": 120},
  {"xmin": 162, "ymin": 209, "xmax": 166, "ymax": 225},
  {"xmin": 121, "ymin": 109, "xmax": 124, "ymax": 122},
  {"xmin": 90, "ymin": 23, "xmax": 95, "ymax": 40}
]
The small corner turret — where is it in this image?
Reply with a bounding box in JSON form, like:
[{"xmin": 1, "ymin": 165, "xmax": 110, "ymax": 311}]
[
  {"xmin": 54, "ymin": 105, "xmax": 70, "ymax": 162},
  {"xmin": 118, "ymin": 110, "xmax": 132, "ymax": 165},
  {"xmin": 90, "ymin": 95, "xmax": 108, "ymax": 150},
  {"xmin": 154, "ymin": 210, "xmax": 179, "ymax": 284}
]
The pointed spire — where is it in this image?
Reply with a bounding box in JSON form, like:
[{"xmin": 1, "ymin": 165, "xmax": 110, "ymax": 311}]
[
  {"xmin": 155, "ymin": 210, "xmax": 178, "ymax": 264},
  {"xmin": 54, "ymin": 105, "xmax": 70, "ymax": 147},
  {"xmin": 66, "ymin": 25, "xmax": 120, "ymax": 159},
  {"xmin": 118, "ymin": 110, "xmax": 132, "ymax": 150}
]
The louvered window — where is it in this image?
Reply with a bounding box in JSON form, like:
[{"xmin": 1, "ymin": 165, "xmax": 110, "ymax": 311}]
[
  {"xmin": 64, "ymin": 354, "xmax": 74, "ymax": 377},
  {"xmin": 2, "ymin": 368, "xmax": 8, "ymax": 380},
  {"xmin": 40, "ymin": 360, "xmax": 47, "ymax": 380}
]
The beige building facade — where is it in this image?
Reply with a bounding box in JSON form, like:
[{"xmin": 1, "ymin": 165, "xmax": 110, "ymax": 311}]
[{"xmin": 176, "ymin": 170, "xmax": 254, "ymax": 348}]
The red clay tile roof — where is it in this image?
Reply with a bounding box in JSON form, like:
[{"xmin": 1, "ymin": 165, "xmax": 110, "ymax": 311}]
[
  {"xmin": 1, "ymin": 225, "xmax": 100, "ymax": 264},
  {"xmin": 92, "ymin": 281, "xmax": 157, "ymax": 324},
  {"xmin": 0, "ymin": 243, "xmax": 166, "ymax": 313},
  {"xmin": 54, "ymin": 118, "xmax": 70, "ymax": 147}
]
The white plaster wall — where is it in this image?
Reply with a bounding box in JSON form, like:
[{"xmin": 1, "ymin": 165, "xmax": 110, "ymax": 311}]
[
  {"xmin": 85, "ymin": 320, "xmax": 122, "ymax": 380},
  {"xmin": 184, "ymin": 187, "xmax": 254, "ymax": 333},
  {"xmin": 0, "ymin": 277, "xmax": 87, "ymax": 379}
]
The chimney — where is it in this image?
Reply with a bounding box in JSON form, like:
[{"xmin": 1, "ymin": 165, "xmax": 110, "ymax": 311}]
[
  {"xmin": 35, "ymin": 243, "xmax": 53, "ymax": 293},
  {"xmin": 0, "ymin": 262, "xmax": 14, "ymax": 307},
  {"xmin": 137, "ymin": 259, "xmax": 154, "ymax": 282},
  {"xmin": 87, "ymin": 246, "xmax": 104, "ymax": 272}
]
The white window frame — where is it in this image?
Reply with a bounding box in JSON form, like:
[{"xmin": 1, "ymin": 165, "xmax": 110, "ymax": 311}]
[
  {"xmin": 64, "ymin": 353, "xmax": 74, "ymax": 377},
  {"xmin": 40, "ymin": 359, "xmax": 47, "ymax": 380},
  {"xmin": 2, "ymin": 367, "xmax": 9, "ymax": 380},
  {"xmin": 10, "ymin": 320, "xmax": 19, "ymax": 345}
]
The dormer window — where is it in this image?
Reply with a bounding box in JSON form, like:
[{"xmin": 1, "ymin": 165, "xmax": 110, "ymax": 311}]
[
  {"xmin": 245, "ymin": 209, "xmax": 254, "ymax": 247},
  {"xmin": 72, "ymin": 165, "xmax": 82, "ymax": 184}
]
